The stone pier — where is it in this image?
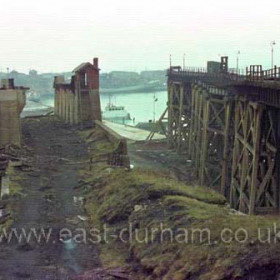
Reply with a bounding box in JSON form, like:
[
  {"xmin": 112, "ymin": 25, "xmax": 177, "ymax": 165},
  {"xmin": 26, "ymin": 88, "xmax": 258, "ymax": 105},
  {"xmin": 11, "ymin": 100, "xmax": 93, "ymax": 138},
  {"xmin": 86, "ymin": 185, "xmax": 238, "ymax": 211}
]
[
  {"xmin": 54, "ymin": 57, "xmax": 102, "ymax": 127},
  {"xmin": 0, "ymin": 79, "xmax": 28, "ymax": 147}
]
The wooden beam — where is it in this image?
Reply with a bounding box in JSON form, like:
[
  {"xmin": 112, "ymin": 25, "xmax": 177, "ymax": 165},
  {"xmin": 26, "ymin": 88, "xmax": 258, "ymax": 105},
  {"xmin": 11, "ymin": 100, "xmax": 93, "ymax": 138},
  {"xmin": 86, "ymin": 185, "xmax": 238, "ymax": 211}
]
[
  {"xmin": 221, "ymin": 101, "xmax": 232, "ymax": 196},
  {"xmin": 177, "ymin": 84, "xmax": 184, "ymax": 153},
  {"xmin": 249, "ymin": 104, "xmax": 264, "ymax": 214},
  {"xmin": 200, "ymin": 94, "xmax": 210, "ymax": 185}
]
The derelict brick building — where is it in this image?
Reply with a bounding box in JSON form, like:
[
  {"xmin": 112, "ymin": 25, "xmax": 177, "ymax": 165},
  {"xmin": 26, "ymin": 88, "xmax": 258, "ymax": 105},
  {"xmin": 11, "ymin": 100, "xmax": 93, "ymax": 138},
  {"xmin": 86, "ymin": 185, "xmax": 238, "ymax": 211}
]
[{"xmin": 54, "ymin": 58, "xmax": 101, "ymax": 126}]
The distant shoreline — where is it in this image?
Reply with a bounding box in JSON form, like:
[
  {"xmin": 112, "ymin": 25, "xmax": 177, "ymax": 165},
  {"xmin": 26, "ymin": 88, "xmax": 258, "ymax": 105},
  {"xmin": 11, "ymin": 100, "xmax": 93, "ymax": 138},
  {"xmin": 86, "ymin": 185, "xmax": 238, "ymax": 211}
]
[{"xmin": 100, "ymin": 84, "xmax": 166, "ymax": 94}]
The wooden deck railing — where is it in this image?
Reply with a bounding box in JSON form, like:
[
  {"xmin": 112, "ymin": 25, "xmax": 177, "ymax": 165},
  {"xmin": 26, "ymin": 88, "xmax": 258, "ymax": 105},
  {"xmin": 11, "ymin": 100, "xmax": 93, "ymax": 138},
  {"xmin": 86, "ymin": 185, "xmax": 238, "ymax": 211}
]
[{"xmin": 168, "ymin": 65, "xmax": 280, "ymax": 83}]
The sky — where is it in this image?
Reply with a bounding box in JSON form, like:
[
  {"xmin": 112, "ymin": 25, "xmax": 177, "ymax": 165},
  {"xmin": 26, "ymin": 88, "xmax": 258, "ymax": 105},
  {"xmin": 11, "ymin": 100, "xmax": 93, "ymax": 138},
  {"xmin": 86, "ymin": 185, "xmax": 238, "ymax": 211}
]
[{"xmin": 0, "ymin": 0, "xmax": 279, "ymax": 73}]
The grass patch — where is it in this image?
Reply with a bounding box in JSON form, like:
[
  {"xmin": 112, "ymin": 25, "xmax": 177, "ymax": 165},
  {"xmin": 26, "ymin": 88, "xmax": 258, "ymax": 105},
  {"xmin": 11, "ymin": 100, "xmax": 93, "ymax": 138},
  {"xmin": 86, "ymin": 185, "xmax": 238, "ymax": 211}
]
[
  {"xmin": 9, "ymin": 181, "xmax": 23, "ymax": 196},
  {"xmin": 79, "ymin": 127, "xmax": 280, "ymax": 279}
]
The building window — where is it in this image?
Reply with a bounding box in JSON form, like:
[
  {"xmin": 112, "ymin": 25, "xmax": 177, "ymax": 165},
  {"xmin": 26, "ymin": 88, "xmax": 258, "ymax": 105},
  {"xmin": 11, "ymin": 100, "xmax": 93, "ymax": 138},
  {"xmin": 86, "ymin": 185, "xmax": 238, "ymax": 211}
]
[{"xmin": 85, "ymin": 73, "xmax": 88, "ymax": 86}]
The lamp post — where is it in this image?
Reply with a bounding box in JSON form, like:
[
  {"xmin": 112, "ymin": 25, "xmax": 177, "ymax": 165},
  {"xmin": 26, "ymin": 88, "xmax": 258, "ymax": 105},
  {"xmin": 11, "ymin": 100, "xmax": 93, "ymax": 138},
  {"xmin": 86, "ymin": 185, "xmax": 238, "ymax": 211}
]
[
  {"xmin": 183, "ymin": 53, "xmax": 186, "ymax": 70},
  {"xmin": 170, "ymin": 54, "xmax": 172, "ymax": 68},
  {"xmin": 236, "ymin": 50, "xmax": 240, "ymax": 74},
  {"xmin": 153, "ymin": 92, "xmax": 158, "ymax": 123},
  {"xmin": 271, "ymin": 40, "xmax": 276, "ymax": 68}
]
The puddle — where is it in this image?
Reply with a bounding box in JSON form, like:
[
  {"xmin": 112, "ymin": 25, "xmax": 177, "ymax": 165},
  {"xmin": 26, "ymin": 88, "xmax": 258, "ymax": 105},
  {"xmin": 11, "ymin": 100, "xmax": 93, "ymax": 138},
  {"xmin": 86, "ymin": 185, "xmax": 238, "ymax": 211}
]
[{"xmin": 61, "ymin": 238, "xmax": 82, "ymax": 274}]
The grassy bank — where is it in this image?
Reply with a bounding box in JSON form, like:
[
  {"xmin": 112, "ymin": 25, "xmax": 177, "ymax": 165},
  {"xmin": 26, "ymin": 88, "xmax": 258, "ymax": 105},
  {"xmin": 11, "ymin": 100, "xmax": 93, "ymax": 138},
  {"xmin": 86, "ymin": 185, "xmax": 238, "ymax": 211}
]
[{"xmin": 79, "ymin": 128, "xmax": 280, "ymax": 279}]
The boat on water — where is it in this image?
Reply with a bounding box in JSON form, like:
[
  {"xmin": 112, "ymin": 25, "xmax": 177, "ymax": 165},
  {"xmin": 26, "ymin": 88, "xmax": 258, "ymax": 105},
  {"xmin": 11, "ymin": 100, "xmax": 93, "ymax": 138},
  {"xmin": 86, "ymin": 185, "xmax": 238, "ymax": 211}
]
[
  {"xmin": 102, "ymin": 97, "xmax": 131, "ymax": 123},
  {"xmin": 26, "ymin": 90, "xmax": 40, "ymax": 102}
]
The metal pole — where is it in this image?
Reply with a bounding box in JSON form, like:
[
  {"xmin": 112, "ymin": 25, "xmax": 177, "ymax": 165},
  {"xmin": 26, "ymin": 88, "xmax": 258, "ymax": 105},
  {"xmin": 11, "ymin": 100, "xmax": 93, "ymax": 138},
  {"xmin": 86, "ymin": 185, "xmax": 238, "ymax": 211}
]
[
  {"xmin": 153, "ymin": 92, "xmax": 156, "ymax": 123},
  {"xmin": 183, "ymin": 53, "xmax": 185, "ymax": 70},
  {"xmin": 170, "ymin": 54, "xmax": 172, "ymax": 68},
  {"xmin": 271, "ymin": 41, "xmax": 276, "ymax": 68},
  {"xmin": 236, "ymin": 50, "xmax": 240, "ymax": 74},
  {"xmin": 272, "ymin": 43, "xmax": 273, "ymax": 68}
]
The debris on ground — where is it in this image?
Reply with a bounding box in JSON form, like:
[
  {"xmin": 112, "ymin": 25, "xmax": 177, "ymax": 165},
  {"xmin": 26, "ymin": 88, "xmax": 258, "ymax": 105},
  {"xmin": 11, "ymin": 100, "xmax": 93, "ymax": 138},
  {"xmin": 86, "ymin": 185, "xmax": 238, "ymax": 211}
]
[
  {"xmin": 75, "ymin": 267, "xmax": 132, "ymax": 280},
  {"xmin": 77, "ymin": 215, "xmax": 88, "ymax": 221}
]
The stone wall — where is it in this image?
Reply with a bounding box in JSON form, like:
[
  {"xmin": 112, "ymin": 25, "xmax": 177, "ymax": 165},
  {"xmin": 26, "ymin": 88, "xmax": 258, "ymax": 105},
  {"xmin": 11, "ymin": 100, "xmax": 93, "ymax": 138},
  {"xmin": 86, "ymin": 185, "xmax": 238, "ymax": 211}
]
[
  {"xmin": 0, "ymin": 79, "xmax": 28, "ymax": 147},
  {"xmin": 95, "ymin": 120, "xmax": 130, "ymax": 168}
]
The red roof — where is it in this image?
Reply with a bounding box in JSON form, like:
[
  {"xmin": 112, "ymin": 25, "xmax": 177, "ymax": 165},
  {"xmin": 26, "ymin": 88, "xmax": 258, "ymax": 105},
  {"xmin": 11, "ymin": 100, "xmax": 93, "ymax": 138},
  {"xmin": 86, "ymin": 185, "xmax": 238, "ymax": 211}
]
[{"xmin": 72, "ymin": 62, "xmax": 99, "ymax": 73}]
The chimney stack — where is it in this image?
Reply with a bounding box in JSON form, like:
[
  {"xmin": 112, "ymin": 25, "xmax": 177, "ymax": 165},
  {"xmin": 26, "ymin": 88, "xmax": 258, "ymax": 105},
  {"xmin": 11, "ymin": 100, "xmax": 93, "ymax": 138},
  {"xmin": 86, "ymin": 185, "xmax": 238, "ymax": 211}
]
[
  {"xmin": 1, "ymin": 79, "xmax": 14, "ymax": 89},
  {"xmin": 93, "ymin": 57, "xmax": 98, "ymax": 68}
]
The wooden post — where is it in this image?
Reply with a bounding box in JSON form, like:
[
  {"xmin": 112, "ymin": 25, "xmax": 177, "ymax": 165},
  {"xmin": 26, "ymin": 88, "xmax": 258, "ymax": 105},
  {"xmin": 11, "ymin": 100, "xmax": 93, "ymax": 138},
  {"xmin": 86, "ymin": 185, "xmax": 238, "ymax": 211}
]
[
  {"xmin": 177, "ymin": 84, "xmax": 184, "ymax": 153},
  {"xmin": 194, "ymin": 87, "xmax": 203, "ymax": 176},
  {"xmin": 249, "ymin": 103, "xmax": 264, "ymax": 215},
  {"xmin": 200, "ymin": 93, "xmax": 210, "ymax": 186},
  {"xmin": 189, "ymin": 83, "xmax": 196, "ymax": 159},
  {"xmin": 190, "ymin": 84, "xmax": 198, "ymax": 161},
  {"xmin": 168, "ymin": 82, "xmax": 174, "ymax": 148},
  {"xmin": 239, "ymin": 101, "xmax": 249, "ymax": 213},
  {"xmin": 221, "ymin": 99, "xmax": 232, "ymax": 196},
  {"xmin": 230, "ymin": 98, "xmax": 245, "ymax": 210},
  {"xmin": 230, "ymin": 98, "xmax": 239, "ymax": 208},
  {"xmin": 277, "ymin": 110, "xmax": 280, "ymax": 214}
]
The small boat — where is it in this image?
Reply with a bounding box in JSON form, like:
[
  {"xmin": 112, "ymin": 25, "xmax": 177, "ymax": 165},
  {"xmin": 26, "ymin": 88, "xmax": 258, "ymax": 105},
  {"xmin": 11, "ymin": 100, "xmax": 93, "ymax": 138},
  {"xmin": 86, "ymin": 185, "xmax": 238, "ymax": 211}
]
[
  {"xmin": 26, "ymin": 90, "xmax": 40, "ymax": 102},
  {"xmin": 102, "ymin": 96, "xmax": 131, "ymax": 123}
]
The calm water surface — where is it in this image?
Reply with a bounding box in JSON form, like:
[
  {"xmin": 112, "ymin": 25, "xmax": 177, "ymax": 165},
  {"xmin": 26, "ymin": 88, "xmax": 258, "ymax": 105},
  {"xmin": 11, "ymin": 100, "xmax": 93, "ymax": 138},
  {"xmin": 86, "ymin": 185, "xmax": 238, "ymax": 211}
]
[
  {"xmin": 100, "ymin": 91, "xmax": 167, "ymax": 124},
  {"xmin": 26, "ymin": 91, "xmax": 168, "ymax": 124}
]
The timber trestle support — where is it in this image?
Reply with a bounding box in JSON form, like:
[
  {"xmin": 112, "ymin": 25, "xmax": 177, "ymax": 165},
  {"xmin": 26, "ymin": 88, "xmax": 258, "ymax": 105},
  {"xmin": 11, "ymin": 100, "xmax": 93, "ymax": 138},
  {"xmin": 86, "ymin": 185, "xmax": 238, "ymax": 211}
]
[{"xmin": 167, "ymin": 64, "xmax": 280, "ymax": 215}]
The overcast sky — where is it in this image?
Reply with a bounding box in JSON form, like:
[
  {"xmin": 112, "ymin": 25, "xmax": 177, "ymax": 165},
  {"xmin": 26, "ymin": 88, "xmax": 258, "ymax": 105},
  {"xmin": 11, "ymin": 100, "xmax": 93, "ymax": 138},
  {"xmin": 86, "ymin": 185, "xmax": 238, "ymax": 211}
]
[{"xmin": 0, "ymin": 0, "xmax": 279, "ymax": 73}]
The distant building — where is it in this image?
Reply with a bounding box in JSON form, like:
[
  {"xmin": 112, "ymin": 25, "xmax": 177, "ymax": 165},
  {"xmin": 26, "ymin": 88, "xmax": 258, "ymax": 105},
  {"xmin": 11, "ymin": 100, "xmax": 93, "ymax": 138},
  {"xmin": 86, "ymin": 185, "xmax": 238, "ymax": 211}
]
[
  {"xmin": 207, "ymin": 61, "xmax": 221, "ymax": 73},
  {"xmin": 207, "ymin": 56, "xmax": 228, "ymax": 73},
  {"xmin": 53, "ymin": 58, "xmax": 101, "ymax": 127},
  {"xmin": 29, "ymin": 69, "xmax": 38, "ymax": 76},
  {"xmin": 0, "ymin": 79, "xmax": 28, "ymax": 147}
]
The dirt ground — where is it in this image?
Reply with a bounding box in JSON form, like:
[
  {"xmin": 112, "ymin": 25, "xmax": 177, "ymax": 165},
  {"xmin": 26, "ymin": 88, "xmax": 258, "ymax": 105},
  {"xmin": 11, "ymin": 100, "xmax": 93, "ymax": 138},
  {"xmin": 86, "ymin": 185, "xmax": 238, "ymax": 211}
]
[
  {"xmin": 0, "ymin": 117, "xmax": 101, "ymax": 280},
  {"xmin": 0, "ymin": 116, "xmax": 198, "ymax": 280},
  {"xmin": 128, "ymin": 140, "xmax": 196, "ymax": 183}
]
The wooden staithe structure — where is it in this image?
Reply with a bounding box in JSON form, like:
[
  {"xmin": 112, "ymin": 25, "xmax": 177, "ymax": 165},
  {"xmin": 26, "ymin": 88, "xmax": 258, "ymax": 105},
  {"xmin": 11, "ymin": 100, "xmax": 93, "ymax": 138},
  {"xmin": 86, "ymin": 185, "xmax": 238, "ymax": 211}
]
[{"xmin": 167, "ymin": 57, "xmax": 280, "ymax": 214}]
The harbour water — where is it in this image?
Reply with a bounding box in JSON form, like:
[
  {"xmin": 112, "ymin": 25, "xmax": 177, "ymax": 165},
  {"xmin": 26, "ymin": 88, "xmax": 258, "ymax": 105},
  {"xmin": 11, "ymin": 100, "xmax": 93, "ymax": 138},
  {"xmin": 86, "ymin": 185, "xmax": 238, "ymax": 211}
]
[
  {"xmin": 21, "ymin": 99, "xmax": 53, "ymax": 118},
  {"xmin": 100, "ymin": 91, "xmax": 167, "ymax": 124},
  {"xmin": 23, "ymin": 91, "xmax": 168, "ymax": 124}
]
